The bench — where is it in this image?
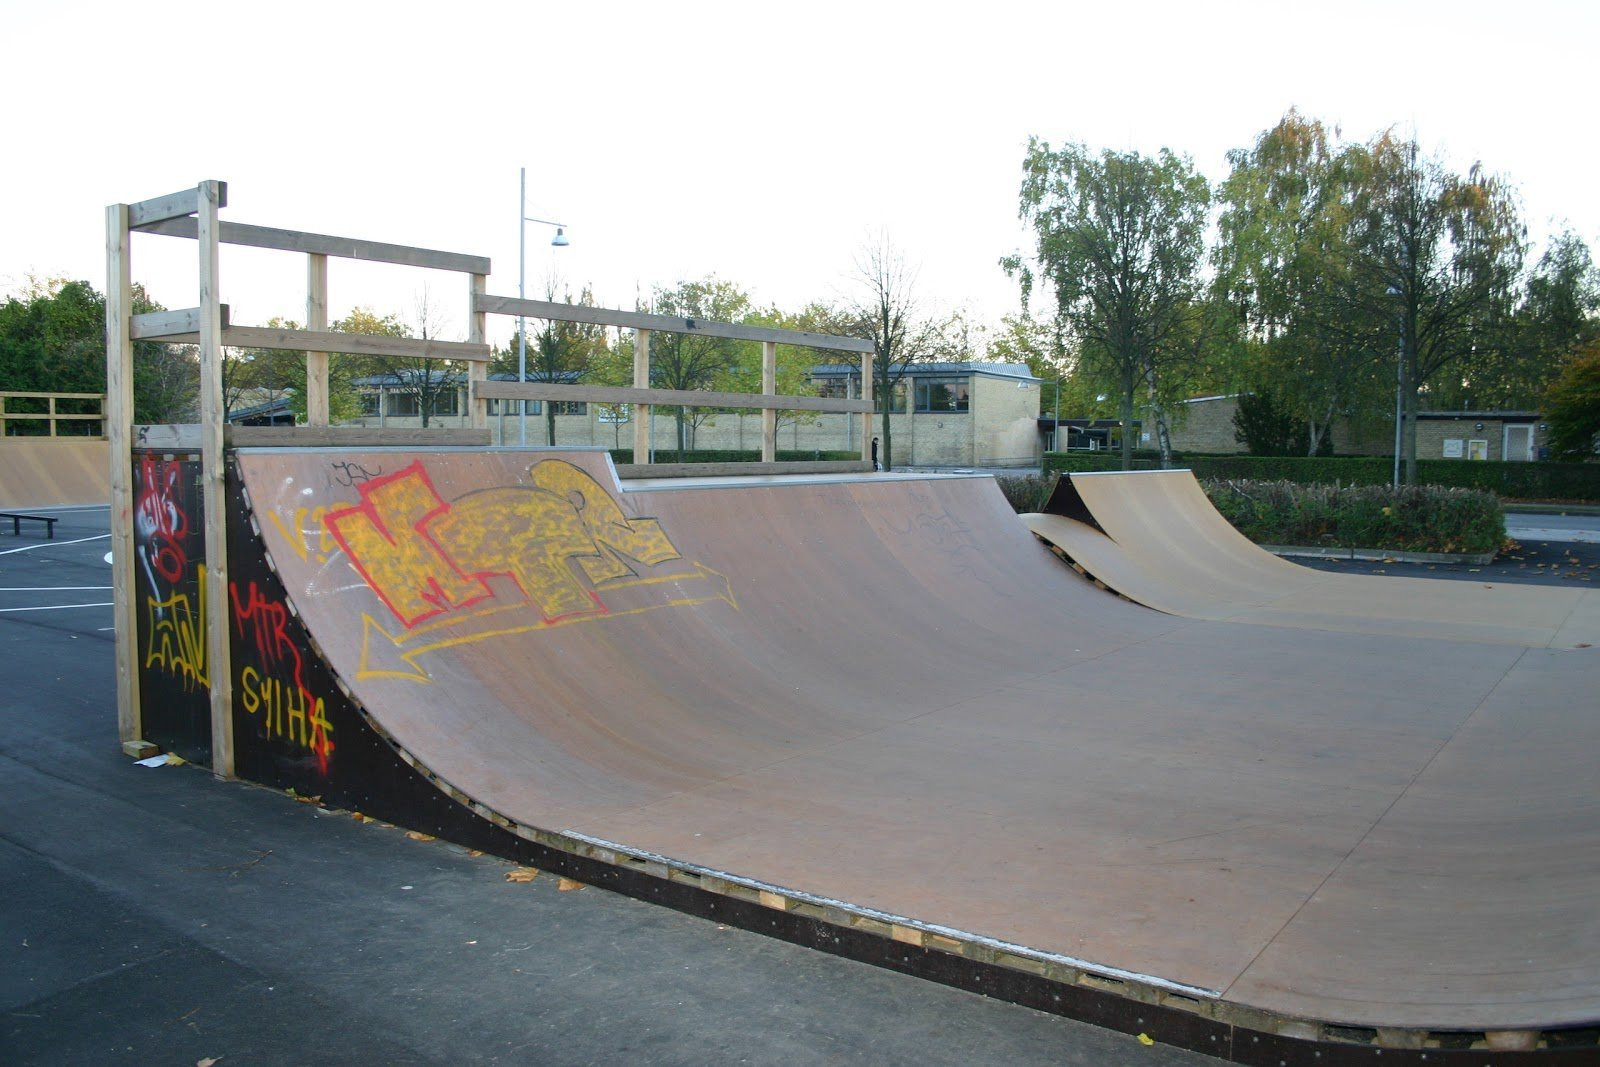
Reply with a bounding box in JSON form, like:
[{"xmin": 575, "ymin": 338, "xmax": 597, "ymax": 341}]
[{"xmin": 0, "ymin": 512, "xmax": 57, "ymax": 539}]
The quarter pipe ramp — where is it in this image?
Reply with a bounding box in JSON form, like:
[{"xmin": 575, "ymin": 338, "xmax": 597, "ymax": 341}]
[{"xmin": 138, "ymin": 448, "xmax": 1600, "ymax": 1058}]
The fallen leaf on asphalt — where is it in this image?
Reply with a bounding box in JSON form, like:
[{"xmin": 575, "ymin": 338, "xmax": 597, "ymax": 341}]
[
  {"xmin": 405, "ymin": 831, "xmax": 436, "ymax": 842},
  {"xmin": 558, "ymin": 878, "xmax": 585, "ymax": 892},
  {"xmin": 197, "ymin": 1058, "xmax": 223, "ymax": 1066},
  {"xmin": 1136, "ymin": 1033, "xmax": 1154, "ymax": 1046},
  {"xmin": 505, "ymin": 867, "xmax": 539, "ymax": 883},
  {"xmin": 467, "ymin": 849, "xmax": 485, "ymax": 858}
]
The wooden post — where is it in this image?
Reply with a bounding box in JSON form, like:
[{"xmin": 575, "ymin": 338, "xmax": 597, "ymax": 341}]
[
  {"xmin": 860, "ymin": 350, "xmax": 874, "ymax": 467},
  {"xmin": 305, "ymin": 253, "xmax": 329, "ymax": 426},
  {"xmin": 632, "ymin": 328, "xmax": 651, "ymax": 464},
  {"xmin": 468, "ymin": 273, "xmax": 487, "ymax": 431},
  {"xmin": 761, "ymin": 341, "xmax": 777, "ymax": 464},
  {"xmin": 105, "ymin": 202, "xmax": 141, "ymax": 744},
  {"xmin": 196, "ymin": 180, "xmax": 235, "ymax": 778}
]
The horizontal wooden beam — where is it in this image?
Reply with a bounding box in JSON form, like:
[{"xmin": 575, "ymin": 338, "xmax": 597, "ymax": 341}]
[
  {"xmin": 127, "ymin": 182, "xmax": 226, "ymax": 228},
  {"xmin": 617, "ymin": 461, "xmax": 873, "ymax": 479},
  {"xmin": 0, "ymin": 391, "xmax": 105, "ymax": 401},
  {"xmin": 475, "ymin": 380, "xmax": 873, "ymax": 414},
  {"xmin": 230, "ymin": 426, "xmax": 491, "ymax": 447},
  {"xmin": 130, "ymin": 305, "xmax": 231, "ymax": 339},
  {"xmin": 475, "ymin": 294, "xmax": 876, "ymax": 353},
  {"xmin": 156, "ymin": 325, "xmax": 490, "ymax": 362},
  {"xmin": 137, "ymin": 217, "xmax": 490, "ymax": 275},
  {"xmin": 133, "ymin": 425, "xmax": 493, "ymax": 449}
]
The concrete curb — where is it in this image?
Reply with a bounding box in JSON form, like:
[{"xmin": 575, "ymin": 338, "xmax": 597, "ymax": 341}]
[{"xmin": 1264, "ymin": 545, "xmax": 1497, "ymax": 566}]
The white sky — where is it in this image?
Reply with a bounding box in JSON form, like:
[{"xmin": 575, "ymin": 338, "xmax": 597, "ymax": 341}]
[{"xmin": 5, "ymin": 0, "xmax": 1596, "ymax": 353}]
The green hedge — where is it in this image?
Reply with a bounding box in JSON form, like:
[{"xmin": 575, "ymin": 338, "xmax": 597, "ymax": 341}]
[
  {"xmin": 1043, "ymin": 452, "xmax": 1600, "ymax": 502},
  {"xmin": 1202, "ymin": 479, "xmax": 1505, "ymax": 555},
  {"xmin": 607, "ymin": 448, "xmax": 861, "ymax": 464}
]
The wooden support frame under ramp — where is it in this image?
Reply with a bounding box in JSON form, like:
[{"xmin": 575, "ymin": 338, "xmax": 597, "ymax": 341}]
[
  {"xmin": 105, "ymin": 178, "xmax": 878, "ymax": 777},
  {"xmin": 105, "ymin": 180, "xmax": 494, "ymax": 776}
]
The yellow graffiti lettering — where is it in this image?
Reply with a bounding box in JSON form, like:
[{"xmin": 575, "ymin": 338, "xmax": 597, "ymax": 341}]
[
  {"xmin": 145, "ymin": 564, "xmax": 208, "ymax": 688},
  {"xmin": 239, "ymin": 664, "xmax": 333, "ymax": 755},
  {"xmin": 266, "ymin": 505, "xmax": 335, "ymax": 563},
  {"xmin": 325, "ymin": 462, "xmax": 491, "ymax": 627}
]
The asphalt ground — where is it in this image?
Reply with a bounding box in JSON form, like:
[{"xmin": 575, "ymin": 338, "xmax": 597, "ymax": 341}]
[{"xmin": 0, "ymin": 506, "xmax": 1218, "ymax": 1066}]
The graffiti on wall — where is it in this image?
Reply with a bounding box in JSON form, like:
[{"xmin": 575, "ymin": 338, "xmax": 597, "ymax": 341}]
[
  {"xmin": 135, "ymin": 454, "xmax": 190, "ymax": 592},
  {"xmin": 314, "ymin": 458, "xmax": 736, "ymax": 682},
  {"xmin": 230, "ymin": 578, "xmax": 334, "ymax": 772}
]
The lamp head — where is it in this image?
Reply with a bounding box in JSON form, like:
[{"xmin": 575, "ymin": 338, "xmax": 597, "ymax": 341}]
[{"xmin": 551, "ymin": 227, "xmax": 569, "ymax": 247}]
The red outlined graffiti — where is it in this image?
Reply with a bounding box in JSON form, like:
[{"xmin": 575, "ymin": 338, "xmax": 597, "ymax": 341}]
[
  {"xmin": 231, "ymin": 579, "xmax": 334, "ymax": 773},
  {"xmin": 135, "ymin": 454, "xmax": 190, "ymax": 586},
  {"xmin": 316, "ymin": 458, "xmax": 738, "ymax": 682}
]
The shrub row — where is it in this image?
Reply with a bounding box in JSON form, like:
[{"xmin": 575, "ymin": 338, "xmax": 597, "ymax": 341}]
[
  {"xmin": 1201, "ymin": 479, "xmax": 1505, "ymax": 555},
  {"xmin": 1042, "ymin": 452, "xmax": 1600, "ymax": 503},
  {"xmin": 997, "ymin": 472, "xmax": 1506, "ymax": 554}
]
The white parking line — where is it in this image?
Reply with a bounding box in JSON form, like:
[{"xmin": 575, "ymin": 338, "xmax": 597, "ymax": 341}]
[
  {"xmin": 0, "ymin": 534, "xmax": 112, "ymax": 555},
  {"xmin": 0, "ymin": 604, "xmax": 116, "ymax": 614},
  {"xmin": 0, "ymin": 602, "xmax": 115, "ymax": 613}
]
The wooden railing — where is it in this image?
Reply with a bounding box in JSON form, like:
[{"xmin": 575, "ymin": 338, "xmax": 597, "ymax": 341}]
[{"xmin": 0, "ymin": 392, "xmax": 105, "ymax": 437}]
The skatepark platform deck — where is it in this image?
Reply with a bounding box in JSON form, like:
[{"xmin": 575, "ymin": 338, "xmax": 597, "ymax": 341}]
[{"xmin": 131, "ymin": 448, "xmax": 1600, "ymax": 1061}]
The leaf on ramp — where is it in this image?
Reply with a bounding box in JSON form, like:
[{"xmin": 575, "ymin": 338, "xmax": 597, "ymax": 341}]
[
  {"xmin": 405, "ymin": 831, "xmax": 436, "ymax": 842},
  {"xmin": 557, "ymin": 877, "xmax": 585, "ymax": 892},
  {"xmin": 505, "ymin": 867, "xmax": 539, "ymax": 883}
]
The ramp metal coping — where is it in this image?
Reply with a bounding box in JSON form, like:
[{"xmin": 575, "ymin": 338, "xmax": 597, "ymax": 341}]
[{"xmin": 551, "ymin": 828, "xmax": 1222, "ymax": 1000}]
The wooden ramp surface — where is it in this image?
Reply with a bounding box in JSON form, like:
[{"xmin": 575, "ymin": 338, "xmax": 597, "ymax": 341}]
[
  {"xmin": 1024, "ymin": 469, "xmax": 1599, "ymax": 649},
  {"xmin": 236, "ymin": 448, "xmax": 1600, "ymax": 1033},
  {"xmin": 0, "ymin": 438, "xmax": 109, "ymax": 508}
]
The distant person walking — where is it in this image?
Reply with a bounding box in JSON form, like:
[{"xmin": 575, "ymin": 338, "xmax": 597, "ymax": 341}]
[{"xmin": 871, "ymin": 437, "xmax": 881, "ymax": 471}]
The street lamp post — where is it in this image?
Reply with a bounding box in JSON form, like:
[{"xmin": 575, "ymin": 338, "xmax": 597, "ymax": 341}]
[
  {"xmin": 1387, "ymin": 286, "xmax": 1404, "ymax": 488},
  {"xmin": 517, "ymin": 166, "xmax": 570, "ymax": 446}
]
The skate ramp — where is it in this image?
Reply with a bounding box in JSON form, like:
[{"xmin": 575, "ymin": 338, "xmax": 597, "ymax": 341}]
[
  {"xmin": 236, "ymin": 448, "xmax": 1600, "ymax": 1034},
  {"xmin": 0, "ymin": 438, "xmax": 109, "ymax": 508},
  {"xmin": 1025, "ymin": 469, "xmax": 1599, "ymax": 648}
]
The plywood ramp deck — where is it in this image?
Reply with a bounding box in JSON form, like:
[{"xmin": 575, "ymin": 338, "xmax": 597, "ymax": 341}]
[
  {"xmin": 0, "ymin": 438, "xmax": 109, "ymax": 508},
  {"xmin": 237, "ymin": 449, "xmax": 1600, "ymax": 1035},
  {"xmin": 1024, "ymin": 469, "xmax": 1599, "ymax": 649}
]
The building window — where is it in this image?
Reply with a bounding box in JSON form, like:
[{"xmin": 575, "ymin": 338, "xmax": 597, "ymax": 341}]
[
  {"xmin": 915, "ymin": 377, "xmax": 969, "ymax": 413},
  {"xmin": 550, "ymin": 401, "xmax": 587, "ymax": 416},
  {"xmin": 811, "ymin": 374, "xmax": 906, "ymax": 413},
  {"xmin": 388, "ymin": 391, "xmax": 420, "ymax": 416},
  {"xmin": 814, "ymin": 377, "xmax": 852, "ymax": 399},
  {"xmin": 358, "ymin": 392, "xmax": 381, "ymax": 416},
  {"xmin": 487, "ymin": 399, "xmax": 540, "ymax": 415},
  {"xmin": 431, "ymin": 390, "xmax": 459, "ymax": 416}
]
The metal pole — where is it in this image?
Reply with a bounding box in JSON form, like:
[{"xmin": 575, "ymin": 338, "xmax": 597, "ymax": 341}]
[
  {"xmin": 1393, "ymin": 329, "xmax": 1403, "ymax": 488},
  {"xmin": 1054, "ymin": 375, "xmax": 1061, "ymax": 452},
  {"xmin": 517, "ymin": 167, "xmax": 528, "ymax": 447}
]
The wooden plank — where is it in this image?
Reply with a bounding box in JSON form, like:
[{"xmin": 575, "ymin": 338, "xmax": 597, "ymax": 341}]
[
  {"xmin": 156, "ymin": 325, "xmax": 490, "ymax": 362},
  {"xmin": 196, "ymin": 180, "xmax": 235, "ymax": 780},
  {"xmin": 467, "ymin": 274, "xmax": 487, "ymax": 430},
  {"xmin": 305, "ymin": 255, "xmax": 329, "ymax": 426},
  {"xmin": 138, "ymin": 217, "xmax": 490, "ymax": 274},
  {"xmin": 126, "ymin": 182, "xmax": 225, "ymax": 228},
  {"xmin": 475, "ymin": 380, "xmax": 872, "ymax": 414},
  {"xmin": 616, "ymin": 460, "xmax": 873, "ymax": 478},
  {"xmin": 476, "ymin": 294, "xmax": 875, "ymax": 353},
  {"xmin": 762, "ymin": 340, "xmax": 777, "ymax": 464},
  {"xmin": 229, "ymin": 426, "xmax": 490, "ymax": 447},
  {"xmin": 0, "ymin": 391, "xmax": 106, "ymax": 400},
  {"xmin": 861, "ymin": 350, "xmax": 875, "ymax": 465},
  {"xmin": 130, "ymin": 305, "xmax": 231, "ymax": 339},
  {"xmin": 633, "ymin": 329, "xmax": 651, "ymax": 464},
  {"xmin": 105, "ymin": 202, "xmax": 141, "ymax": 745}
]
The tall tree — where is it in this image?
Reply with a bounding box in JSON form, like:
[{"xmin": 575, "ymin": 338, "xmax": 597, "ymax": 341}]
[
  {"xmin": 841, "ymin": 235, "xmax": 948, "ymax": 471},
  {"xmin": 1008, "ymin": 140, "xmax": 1211, "ymax": 469},
  {"xmin": 522, "ymin": 283, "xmax": 605, "ymax": 445},
  {"xmin": 643, "ymin": 277, "xmax": 754, "ymax": 456},
  {"xmin": 1215, "ymin": 111, "xmax": 1390, "ymax": 454},
  {"xmin": 1543, "ymin": 338, "xmax": 1600, "ymax": 458},
  {"xmin": 0, "ymin": 277, "xmax": 194, "ymax": 428},
  {"xmin": 1346, "ymin": 132, "xmax": 1525, "ymax": 482}
]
